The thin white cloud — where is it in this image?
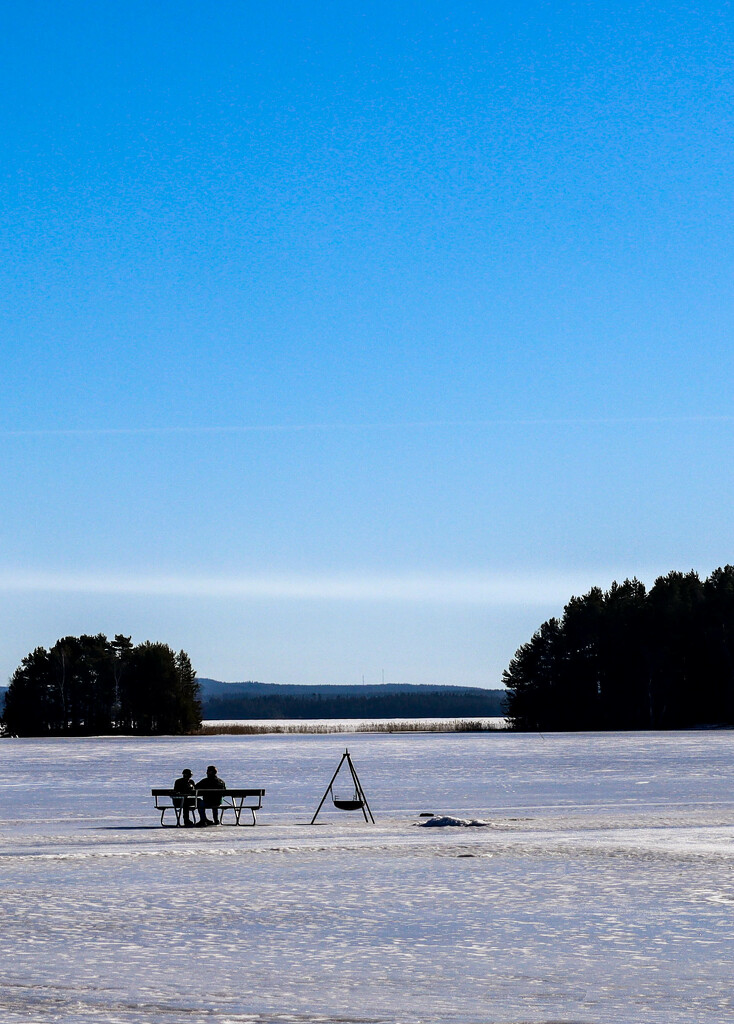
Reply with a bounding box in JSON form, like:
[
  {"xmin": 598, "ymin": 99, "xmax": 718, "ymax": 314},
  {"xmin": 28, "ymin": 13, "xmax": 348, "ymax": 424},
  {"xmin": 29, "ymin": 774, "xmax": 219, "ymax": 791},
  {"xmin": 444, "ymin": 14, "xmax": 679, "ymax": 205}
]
[
  {"xmin": 1, "ymin": 416, "xmax": 733, "ymax": 438},
  {"xmin": 0, "ymin": 568, "xmax": 634, "ymax": 606}
]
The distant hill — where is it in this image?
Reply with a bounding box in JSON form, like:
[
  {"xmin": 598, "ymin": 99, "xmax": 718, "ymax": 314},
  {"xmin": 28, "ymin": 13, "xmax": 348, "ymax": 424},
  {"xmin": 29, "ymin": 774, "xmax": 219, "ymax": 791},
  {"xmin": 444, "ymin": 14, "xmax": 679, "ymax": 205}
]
[
  {"xmin": 198, "ymin": 679, "xmax": 507, "ymax": 720},
  {"xmin": 198, "ymin": 678, "xmax": 500, "ymax": 697},
  {"xmin": 0, "ymin": 678, "xmax": 506, "ymax": 722}
]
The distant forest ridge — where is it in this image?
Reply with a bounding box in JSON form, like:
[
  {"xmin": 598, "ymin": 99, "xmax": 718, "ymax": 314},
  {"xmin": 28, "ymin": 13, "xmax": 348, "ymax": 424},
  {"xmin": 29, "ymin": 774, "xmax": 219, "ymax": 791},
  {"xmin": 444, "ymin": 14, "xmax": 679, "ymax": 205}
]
[
  {"xmin": 199, "ymin": 679, "xmax": 507, "ymax": 720},
  {"xmin": 0, "ymin": 679, "xmax": 507, "ymax": 722}
]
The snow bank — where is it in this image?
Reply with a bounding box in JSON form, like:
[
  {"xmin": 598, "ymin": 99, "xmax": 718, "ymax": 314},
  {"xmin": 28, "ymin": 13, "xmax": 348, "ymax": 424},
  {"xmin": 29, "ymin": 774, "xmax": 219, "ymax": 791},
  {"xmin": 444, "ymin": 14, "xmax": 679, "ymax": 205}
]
[{"xmin": 418, "ymin": 814, "xmax": 491, "ymax": 827}]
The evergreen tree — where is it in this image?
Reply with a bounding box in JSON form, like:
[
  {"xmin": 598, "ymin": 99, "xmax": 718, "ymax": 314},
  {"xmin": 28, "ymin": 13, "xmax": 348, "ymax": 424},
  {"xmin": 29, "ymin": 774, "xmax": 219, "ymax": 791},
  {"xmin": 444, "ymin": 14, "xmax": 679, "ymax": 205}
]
[
  {"xmin": 175, "ymin": 650, "xmax": 203, "ymax": 733},
  {"xmin": 2, "ymin": 635, "xmax": 201, "ymax": 736},
  {"xmin": 125, "ymin": 642, "xmax": 180, "ymax": 734},
  {"xmin": 3, "ymin": 647, "xmax": 57, "ymax": 734},
  {"xmin": 504, "ymin": 566, "xmax": 734, "ymax": 730},
  {"xmin": 502, "ymin": 618, "xmax": 564, "ymax": 730},
  {"xmin": 111, "ymin": 634, "xmax": 134, "ymax": 730},
  {"xmin": 647, "ymin": 571, "xmax": 705, "ymax": 727},
  {"xmin": 701, "ymin": 566, "xmax": 734, "ymax": 723},
  {"xmin": 558, "ymin": 588, "xmax": 605, "ymax": 730},
  {"xmin": 598, "ymin": 579, "xmax": 650, "ymax": 728}
]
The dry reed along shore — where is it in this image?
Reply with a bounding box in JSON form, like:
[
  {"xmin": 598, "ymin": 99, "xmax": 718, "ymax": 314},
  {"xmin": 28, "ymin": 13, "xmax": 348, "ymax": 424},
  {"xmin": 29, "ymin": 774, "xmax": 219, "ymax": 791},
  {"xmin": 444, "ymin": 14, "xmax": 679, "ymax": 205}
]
[{"xmin": 196, "ymin": 719, "xmax": 506, "ymax": 736}]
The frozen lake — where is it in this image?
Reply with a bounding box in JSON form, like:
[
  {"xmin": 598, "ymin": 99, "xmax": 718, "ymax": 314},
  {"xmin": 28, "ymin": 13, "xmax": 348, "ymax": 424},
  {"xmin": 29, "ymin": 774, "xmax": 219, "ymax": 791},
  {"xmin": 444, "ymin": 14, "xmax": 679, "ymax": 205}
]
[{"xmin": 0, "ymin": 730, "xmax": 733, "ymax": 1023}]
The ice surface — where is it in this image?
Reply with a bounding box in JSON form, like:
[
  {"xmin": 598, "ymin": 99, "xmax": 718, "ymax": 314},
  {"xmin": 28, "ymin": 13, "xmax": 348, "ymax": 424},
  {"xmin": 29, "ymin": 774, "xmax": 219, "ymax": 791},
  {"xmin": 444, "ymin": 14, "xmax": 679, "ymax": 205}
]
[{"xmin": 1, "ymin": 730, "xmax": 733, "ymax": 1023}]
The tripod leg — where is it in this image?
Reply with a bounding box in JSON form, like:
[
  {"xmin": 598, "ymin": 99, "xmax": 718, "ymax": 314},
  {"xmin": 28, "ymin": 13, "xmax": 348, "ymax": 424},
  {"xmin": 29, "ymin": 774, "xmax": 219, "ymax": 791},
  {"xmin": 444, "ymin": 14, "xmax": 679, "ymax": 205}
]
[
  {"xmin": 310, "ymin": 751, "xmax": 349, "ymax": 824},
  {"xmin": 346, "ymin": 751, "xmax": 375, "ymax": 823}
]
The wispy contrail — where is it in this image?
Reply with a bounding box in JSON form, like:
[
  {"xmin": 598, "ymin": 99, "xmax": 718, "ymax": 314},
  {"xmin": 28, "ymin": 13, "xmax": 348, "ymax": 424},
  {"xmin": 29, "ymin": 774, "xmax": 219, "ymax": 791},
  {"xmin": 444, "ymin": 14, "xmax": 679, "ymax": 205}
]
[
  {"xmin": 1, "ymin": 416, "xmax": 733, "ymax": 438},
  {"xmin": 0, "ymin": 568, "xmax": 647, "ymax": 606}
]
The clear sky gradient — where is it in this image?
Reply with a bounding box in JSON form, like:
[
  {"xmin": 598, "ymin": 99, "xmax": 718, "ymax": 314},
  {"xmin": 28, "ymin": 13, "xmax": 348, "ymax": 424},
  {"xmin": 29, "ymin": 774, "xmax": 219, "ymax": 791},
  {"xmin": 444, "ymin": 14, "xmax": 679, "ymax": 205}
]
[{"xmin": 1, "ymin": 2, "xmax": 733, "ymax": 688}]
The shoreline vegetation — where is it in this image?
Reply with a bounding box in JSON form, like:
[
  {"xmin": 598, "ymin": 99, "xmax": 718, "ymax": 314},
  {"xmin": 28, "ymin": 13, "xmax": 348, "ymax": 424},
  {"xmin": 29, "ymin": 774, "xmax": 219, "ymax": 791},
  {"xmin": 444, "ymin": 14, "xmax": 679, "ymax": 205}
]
[{"xmin": 196, "ymin": 718, "xmax": 507, "ymax": 735}]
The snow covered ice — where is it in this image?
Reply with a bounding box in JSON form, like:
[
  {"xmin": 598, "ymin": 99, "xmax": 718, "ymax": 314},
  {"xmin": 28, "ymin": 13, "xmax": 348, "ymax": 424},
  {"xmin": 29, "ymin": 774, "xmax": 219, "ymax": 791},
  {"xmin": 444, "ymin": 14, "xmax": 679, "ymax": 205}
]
[{"xmin": 0, "ymin": 730, "xmax": 733, "ymax": 1023}]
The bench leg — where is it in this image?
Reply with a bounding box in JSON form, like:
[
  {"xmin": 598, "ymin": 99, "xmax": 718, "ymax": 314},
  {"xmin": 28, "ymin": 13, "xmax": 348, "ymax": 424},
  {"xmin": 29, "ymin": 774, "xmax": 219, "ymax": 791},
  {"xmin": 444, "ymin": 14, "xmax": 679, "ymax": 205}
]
[
  {"xmin": 201, "ymin": 803, "xmax": 259, "ymax": 825},
  {"xmin": 233, "ymin": 805, "xmax": 257, "ymax": 825}
]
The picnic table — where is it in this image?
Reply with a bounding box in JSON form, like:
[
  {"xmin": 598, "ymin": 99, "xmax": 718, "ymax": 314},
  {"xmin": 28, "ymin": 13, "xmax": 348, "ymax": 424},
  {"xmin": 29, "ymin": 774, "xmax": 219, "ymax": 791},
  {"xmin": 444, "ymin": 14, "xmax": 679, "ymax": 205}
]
[{"xmin": 151, "ymin": 788, "xmax": 265, "ymax": 827}]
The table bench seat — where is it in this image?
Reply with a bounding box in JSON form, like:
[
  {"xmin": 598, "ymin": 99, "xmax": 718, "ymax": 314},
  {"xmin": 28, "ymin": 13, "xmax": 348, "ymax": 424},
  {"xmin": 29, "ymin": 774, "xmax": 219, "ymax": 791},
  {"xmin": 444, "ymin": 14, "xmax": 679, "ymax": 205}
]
[{"xmin": 151, "ymin": 788, "xmax": 265, "ymax": 827}]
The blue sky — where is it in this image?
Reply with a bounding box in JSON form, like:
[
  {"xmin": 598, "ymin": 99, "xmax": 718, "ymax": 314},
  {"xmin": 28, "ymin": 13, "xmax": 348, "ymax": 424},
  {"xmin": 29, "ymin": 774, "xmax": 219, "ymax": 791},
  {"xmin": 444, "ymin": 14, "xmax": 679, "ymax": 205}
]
[{"xmin": 1, "ymin": 2, "xmax": 733, "ymax": 688}]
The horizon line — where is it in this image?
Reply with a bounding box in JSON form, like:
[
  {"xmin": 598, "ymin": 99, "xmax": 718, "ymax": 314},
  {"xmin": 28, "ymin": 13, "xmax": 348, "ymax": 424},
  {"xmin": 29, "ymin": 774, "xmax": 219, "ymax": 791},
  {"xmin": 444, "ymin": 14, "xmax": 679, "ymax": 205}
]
[{"xmin": 0, "ymin": 567, "xmax": 670, "ymax": 606}]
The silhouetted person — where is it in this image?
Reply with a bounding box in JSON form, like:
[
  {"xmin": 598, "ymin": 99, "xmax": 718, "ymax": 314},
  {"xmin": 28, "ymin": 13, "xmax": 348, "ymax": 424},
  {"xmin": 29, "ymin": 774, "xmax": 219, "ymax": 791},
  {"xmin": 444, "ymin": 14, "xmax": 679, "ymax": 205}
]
[
  {"xmin": 197, "ymin": 764, "xmax": 226, "ymax": 826},
  {"xmin": 173, "ymin": 768, "xmax": 196, "ymax": 827}
]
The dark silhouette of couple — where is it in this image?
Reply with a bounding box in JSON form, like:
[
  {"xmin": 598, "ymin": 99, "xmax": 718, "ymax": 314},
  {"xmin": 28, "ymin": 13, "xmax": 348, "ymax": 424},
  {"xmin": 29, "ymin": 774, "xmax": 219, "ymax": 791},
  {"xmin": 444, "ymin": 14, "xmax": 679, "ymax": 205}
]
[{"xmin": 173, "ymin": 765, "xmax": 226, "ymax": 827}]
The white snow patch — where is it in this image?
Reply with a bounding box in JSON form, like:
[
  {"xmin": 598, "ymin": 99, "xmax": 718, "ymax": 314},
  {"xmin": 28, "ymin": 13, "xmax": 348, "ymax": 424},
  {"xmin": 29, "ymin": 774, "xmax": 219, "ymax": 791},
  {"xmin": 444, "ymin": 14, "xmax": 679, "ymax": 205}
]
[{"xmin": 417, "ymin": 814, "xmax": 491, "ymax": 827}]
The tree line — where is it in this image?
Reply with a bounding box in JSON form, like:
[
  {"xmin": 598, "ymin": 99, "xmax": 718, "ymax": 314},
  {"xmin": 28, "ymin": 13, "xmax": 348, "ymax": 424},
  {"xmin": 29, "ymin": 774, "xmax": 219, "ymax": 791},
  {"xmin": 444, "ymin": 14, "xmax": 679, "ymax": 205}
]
[
  {"xmin": 503, "ymin": 567, "xmax": 734, "ymax": 730},
  {"xmin": 203, "ymin": 688, "xmax": 506, "ymax": 721},
  {"xmin": 2, "ymin": 634, "xmax": 202, "ymax": 736}
]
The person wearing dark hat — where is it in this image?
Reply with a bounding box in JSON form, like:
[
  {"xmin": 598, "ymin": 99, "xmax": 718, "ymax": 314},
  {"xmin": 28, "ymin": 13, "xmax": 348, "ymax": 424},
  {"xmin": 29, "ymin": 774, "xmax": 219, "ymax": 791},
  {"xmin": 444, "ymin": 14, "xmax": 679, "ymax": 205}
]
[
  {"xmin": 196, "ymin": 765, "xmax": 226, "ymax": 826},
  {"xmin": 173, "ymin": 768, "xmax": 197, "ymax": 827}
]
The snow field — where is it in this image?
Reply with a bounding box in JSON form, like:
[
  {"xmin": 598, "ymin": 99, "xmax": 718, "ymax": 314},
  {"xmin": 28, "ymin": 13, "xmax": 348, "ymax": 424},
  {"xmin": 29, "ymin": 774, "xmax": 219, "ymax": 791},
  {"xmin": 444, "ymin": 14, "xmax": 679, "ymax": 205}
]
[{"xmin": 0, "ymin": 730, "xmax": 733, "ymax": 1023}]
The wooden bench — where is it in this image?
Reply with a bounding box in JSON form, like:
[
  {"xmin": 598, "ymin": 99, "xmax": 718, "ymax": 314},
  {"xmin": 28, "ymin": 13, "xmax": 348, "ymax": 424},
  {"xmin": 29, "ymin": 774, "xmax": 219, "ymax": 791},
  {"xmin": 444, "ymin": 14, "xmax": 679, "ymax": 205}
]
[
  {"xmin": 151, "ymin": 788, "xmax": 265, "ymax": 827},
  {"xmin": 151, "ymin": 789, "xmax": 195, "ymax": 827}
]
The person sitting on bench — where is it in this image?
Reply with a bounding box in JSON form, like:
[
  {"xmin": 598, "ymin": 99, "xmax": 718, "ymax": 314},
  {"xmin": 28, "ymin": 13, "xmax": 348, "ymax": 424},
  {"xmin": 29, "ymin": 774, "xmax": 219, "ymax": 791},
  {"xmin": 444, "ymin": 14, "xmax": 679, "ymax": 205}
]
[
  {"xmin": 173, "ymin": 768, "xmax": 197, "ymax": 826},
  {"xmin": 196, "ymin": 764, "xmax": 226, "ymax": 826}
]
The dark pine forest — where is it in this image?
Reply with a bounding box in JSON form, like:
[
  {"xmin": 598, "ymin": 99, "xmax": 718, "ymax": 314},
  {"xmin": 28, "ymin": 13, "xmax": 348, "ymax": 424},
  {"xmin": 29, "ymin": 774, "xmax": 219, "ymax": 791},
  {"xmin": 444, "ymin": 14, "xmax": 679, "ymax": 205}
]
[
  {"xmin": 503, "ymin": 566, "xmax": 734, "ymax": 730},
  {"xmin": 2, "ymin": 635, "xmax": 202, "ymax": 736}
]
